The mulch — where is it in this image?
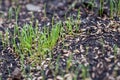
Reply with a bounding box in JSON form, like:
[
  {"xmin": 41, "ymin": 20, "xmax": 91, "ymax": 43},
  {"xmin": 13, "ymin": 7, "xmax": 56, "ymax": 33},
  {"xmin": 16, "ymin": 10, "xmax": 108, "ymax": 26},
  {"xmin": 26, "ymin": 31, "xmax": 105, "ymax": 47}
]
[{"xmin": 0, "ymin": 0, "xmax": 120, "ymax": 80}]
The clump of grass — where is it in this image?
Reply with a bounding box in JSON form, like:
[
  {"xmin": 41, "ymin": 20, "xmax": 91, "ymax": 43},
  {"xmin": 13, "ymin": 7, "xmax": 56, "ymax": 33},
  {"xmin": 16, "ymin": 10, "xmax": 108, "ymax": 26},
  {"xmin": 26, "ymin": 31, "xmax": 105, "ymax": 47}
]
[
  {"xmin": 11, "ymin": 21, "xmax": 62, "ymax": 63},
  {"xmin": 7, "ymin": 5, "xmax": 21, "ymax": 22},
  {"xmin": 98, "ymin": 0, "xmax": 120, "ymax": 17}
]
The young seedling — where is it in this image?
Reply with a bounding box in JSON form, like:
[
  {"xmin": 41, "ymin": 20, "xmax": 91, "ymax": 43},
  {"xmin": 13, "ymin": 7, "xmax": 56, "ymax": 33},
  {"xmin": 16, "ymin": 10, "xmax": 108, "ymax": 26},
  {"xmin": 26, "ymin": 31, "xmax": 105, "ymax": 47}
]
[
  {"xmin": 110, "ymin": 0, "xmax": 114, "ymax": 18},
  {"xmin": 3, "ymin": 28, "xmax": 9, "ymax": 47},
  {"xmin": 117, "ymin": 0, "xmax": 120, "ymax": 16},
  {"xmin": 44, "ymin": 3, "xmax": 47, "ymax": 18},
  {"xmin": 54, "ymin": 54, "xmax": 61, "ymax": 76},
  {"xmin": 66, "ymin": 18, "xmax": 73, "ymax": 35},
  {"xmin": 75, "ymin": 9, "xmax": 81, "ymax": 32},
  {"xmin": 66, "ymin": 53, "xmax": 73, "ymax": 72},
  {"xmin": 99, "ymin": 0, "xmax": 104, "ymax": 16},
  {"xmin": 8, "ymin": 7, "xmax": 13, "ymax": 21},
  {"xmin": 86, "ymin": 0, "xmax": 94, "ymax": 10},
  {"xmin": 113, "ymin": 44, "xmax": 118, "ymax": 57},
  {"xmin": 80, "ymin": 64, "xmax": 89, "ymax": 80},
  {"xmin": 14, "ymin": 5, "xmax": 21, "ymax": 24}
]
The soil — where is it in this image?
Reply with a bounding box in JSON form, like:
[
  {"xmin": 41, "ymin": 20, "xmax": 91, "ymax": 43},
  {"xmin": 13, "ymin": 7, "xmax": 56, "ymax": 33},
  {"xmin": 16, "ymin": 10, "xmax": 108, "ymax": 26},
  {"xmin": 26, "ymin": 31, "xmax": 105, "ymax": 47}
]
[{"xmin": 0, "ymin": 0, "xmax": 120, "ymax": 80}]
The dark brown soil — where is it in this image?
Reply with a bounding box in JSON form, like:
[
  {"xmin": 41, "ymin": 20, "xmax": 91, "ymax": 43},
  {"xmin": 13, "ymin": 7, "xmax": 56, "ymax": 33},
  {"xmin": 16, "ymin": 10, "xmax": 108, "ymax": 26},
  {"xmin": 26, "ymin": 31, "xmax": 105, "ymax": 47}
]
[{"xmin": 0, "ymin": 0, "xmax": 120, "ymax": 80}]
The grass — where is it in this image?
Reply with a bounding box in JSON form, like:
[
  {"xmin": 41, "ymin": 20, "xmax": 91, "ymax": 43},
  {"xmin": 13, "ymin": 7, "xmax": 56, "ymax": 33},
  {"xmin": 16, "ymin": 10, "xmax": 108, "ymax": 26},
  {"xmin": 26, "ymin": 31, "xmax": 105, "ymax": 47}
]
[
  {"xmin": 2, "ymin": 28, "xmax": 9, "ymax": 48},
  {"xmin": 1, "ymin": 14, "xmax": 90, "ymax": 79},
  {"xmin": 99, "ymin": 0, "xmax": 104, "ymax": 17},
  {"xmin": 110, "ymin": 0, "xmax": 114, "ymax": 18},
  {"xmin": 1, "ymin": 1, "xmax": 120, "ymax": 79},
  {"xmin": 12, "ymin": 21, "xmax": 62, "ymax": 63},
  {"xmin": 8, "ymin": 7, "xmax": 13, "ymax": 21},
  {"xmin": 117, "ymin": 0, "xmax": 120, "ymax": 16},
  {"xmin": 113, "ymin": 44, "xmax": 118, "ymax": 57}
]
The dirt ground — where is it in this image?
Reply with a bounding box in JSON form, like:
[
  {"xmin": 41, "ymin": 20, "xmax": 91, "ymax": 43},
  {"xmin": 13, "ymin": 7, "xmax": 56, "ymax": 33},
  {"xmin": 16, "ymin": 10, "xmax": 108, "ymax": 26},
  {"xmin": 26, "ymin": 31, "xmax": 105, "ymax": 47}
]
[{"xmin": 0, "ymin": 0, "xmax": 120, "ymax": 80}]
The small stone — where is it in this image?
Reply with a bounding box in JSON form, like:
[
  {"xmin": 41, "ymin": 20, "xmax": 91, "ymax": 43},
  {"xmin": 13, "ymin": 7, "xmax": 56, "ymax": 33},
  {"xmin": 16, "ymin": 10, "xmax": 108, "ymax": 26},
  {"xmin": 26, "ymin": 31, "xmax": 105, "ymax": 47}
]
[
  {"xmin": 117, "ymin": 62, "xmax": 120, "ymax": 67},
  {"xmin": 73, "ymin": 49, "xmax": 80, "ymax": 53},
  {"xmin": 46, "ymin": 58, "xmax": 52, "ymax": 61},
  {"xmin": 64, "ymin": 73, "xmax": 73, "ymax": 80},
  {"xmin": 27, "ymin": 78, "xmax": 32, "ymax": 80},
  {"xmin": 56, "ymin": 76, "xmax": 64, "ymax": 80},
  {"xmin": 34, "ymin": 72, "xmax": 40, "ymax": 76},
  {"xmin": 118, "ymin": 27, "xmax": 120, "ymax": 32},
  {"xmin": 80, "ymin": 45, "xmax": 85, "ymax": 53},
  {"xmin": 36, "ymin": 66, "xmax": 41, "ymax": 70},
  {"xmin": 57, "ymin": 2, "xmax": 64, "ymax": 9},
  {"xmin": 41, "ymin": 60, "xmax": 46, "ymax": 66},
  {"xmin": 33, "ymin": 77, "xmax": 37, "ymax": 80},
  {"xmin": 26, "ymin": 4, "xmax": 41, "ymax": 12},
  {"xmin": 105, "ymin": 57, "xmax": 111, "ymax": 62},
  {"xmin": 47, "ymin": 78, "xmax": 53, "ymax": 80},
  {"xmin": 43, "ymin": 64, "xmax": 48, "ymax": 69},
  {"xmin": 37, "ymin": 76, "xmax": 43, "ymax": 80},
  {"xmin": 7, "ymin": 78, "xmax": 12, "ymax": 80},
  {"xmin": 108, "ymin": 76, "xmax": 115, "ymax": 80},
  {"xmin": 76, "ymin": 38, "xmax": 80, "ymax": 42},
  {"xmin": 116, "ymin": 76, "xmax": 120, "ymax": 80},
  {"xmin": 58, "ymin": 11, "xmax": 65, "ymax": 17}
]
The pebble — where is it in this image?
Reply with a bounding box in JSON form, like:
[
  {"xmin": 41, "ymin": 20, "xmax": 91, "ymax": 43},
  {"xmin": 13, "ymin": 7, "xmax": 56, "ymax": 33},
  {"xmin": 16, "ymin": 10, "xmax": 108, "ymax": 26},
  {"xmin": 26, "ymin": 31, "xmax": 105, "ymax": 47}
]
[
  {"xmin": 37, "ymin": 76, "xmax": 43, "ymax": 80},
  {"xmin": 47, "ymin": 78, "xmax": 53, "ymax": 80},
  {"xmin": 116, "ymin": 76, "xmax": 120, "ymax": 80},
  {"xmin": 57, "ymin": 2, "xmax": 64, "ymax": 9},
  {"xmin": 64, "ymin": 73, "xmax": 73, "ymax": 80},
  {"xmin": 56, "ymin": 76, "xmax": 64, "ymax": 80},
  {"xmin": 26, "ymin": 4, "xmax": 41, "ymax": 12},
  {"xmin": 36, "ymin": 66, "xmax": 41, "ymax": 70},
  {"xmin": 33, "ymin": 77, "xmax": 37, "ymax": 80},
  {"xmin": 34, "ymin": 72, "xmax": 40, "ymax": 76},
  {"xmin": 27, "ymin": 78, "xmax": 32, "ymax": 80}
]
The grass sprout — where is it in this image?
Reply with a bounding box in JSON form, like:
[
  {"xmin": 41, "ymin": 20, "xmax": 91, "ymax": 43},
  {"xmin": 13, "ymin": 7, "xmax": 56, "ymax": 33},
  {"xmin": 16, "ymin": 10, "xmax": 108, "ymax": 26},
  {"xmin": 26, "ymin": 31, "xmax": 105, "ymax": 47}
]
[
  {"xmin": 80, "ymin": 64, "xmax": 89, "ymax": 80},
  {"xmin": 110, "ymin": 0, "xmax": 114, "ymax": 18},
  {"xmin": 10, "ymin": 21, "xmax": 62, "ymax": 63},
  {"xmin": 66, "ymin": 54, "xmax": 73, "ymax": 72},
  {"xmin": 8, "ymin": 7, "xmax": 13, "ymax": 21},
  {"xmin": 113, "ymin": 44, "xmax": 118, "ymax": 56},
  {"xmin": 99, "ymin": 0, "xmax": 104, "ymax": 16},
  {"xmin": 65, "ymin": 18, "xmax": 73, "ymax": 35},
  {"xmin": 117, "ymin": 0, "xmax": 120, "ymax": 16},
  {"xmin": 14, "ymin": 5, "xmax": 21, "ymax": 23},
  {"xmin": 2, "ymin": 28, "xmax": 9, "ymax": 47}
]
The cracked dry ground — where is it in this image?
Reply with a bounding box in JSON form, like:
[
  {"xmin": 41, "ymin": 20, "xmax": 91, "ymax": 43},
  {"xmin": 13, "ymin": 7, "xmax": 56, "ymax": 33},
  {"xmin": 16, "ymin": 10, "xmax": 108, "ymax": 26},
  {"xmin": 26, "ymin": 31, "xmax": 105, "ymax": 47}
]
[{"xmin": 0, "ymin": 0, "xmax": 120, "ymax": 80}]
